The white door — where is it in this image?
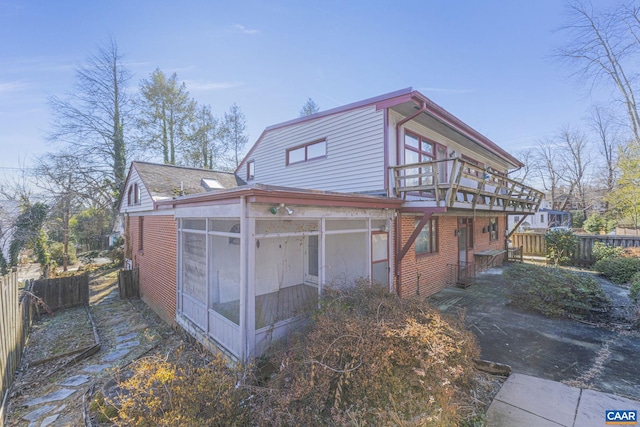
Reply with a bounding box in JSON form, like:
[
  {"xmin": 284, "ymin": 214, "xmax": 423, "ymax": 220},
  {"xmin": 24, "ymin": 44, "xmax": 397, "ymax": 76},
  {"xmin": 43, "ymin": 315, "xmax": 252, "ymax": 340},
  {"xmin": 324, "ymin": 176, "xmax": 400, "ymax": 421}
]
[{"xmin": 303, "ymin": 235, "xmax": 319, "ymax": 284}]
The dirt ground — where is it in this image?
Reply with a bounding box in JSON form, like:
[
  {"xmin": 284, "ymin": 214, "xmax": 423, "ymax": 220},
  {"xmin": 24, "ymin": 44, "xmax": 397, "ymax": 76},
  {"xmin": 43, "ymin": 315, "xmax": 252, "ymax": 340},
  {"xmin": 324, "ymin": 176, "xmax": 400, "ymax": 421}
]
[{"xmin": 429, "ymin": 265, "xmax": 640, "ymax": 401}]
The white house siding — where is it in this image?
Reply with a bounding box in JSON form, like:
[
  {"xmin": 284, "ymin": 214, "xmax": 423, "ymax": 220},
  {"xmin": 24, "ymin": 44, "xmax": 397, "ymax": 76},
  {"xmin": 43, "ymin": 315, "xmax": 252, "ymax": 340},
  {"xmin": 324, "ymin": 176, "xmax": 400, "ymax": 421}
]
[
  {"xmin": 120, "ymin": 167, "xmax": 154, "ymax": 214},
  {"xmin": 240, "ymin": 106, "xmax": 385, "ymax": 193}
]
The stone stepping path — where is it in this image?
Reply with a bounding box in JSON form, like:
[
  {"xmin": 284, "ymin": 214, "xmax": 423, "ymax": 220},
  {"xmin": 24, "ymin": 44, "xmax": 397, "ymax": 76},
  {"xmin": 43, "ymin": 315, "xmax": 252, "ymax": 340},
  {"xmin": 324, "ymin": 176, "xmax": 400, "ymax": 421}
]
[
  {"xmin": 16, "ymin": 328, "xmax": 144, "ymax": 426},
  {"xmin": 5, "ymin": 283, "xmax": 161, "ymax": 427}
]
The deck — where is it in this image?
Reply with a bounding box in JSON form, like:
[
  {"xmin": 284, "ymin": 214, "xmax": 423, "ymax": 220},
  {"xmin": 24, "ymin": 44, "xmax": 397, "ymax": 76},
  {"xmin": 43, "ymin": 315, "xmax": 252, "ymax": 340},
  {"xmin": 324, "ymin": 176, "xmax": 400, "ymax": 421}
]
[{"xmin": 390, "ymin": 158, "xmax": 543, "ymax": 213}]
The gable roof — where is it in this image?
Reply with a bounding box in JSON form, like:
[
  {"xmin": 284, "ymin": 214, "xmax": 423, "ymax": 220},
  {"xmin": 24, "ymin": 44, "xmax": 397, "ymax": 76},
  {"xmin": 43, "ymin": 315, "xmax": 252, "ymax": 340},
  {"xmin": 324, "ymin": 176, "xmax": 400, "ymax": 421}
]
[
  {"xmin": 124, "ymin": 161, "xmax": 246, "ymax": 207},
  {"xmin": 236, "ymin": 87, "xmax": 523, "ymax": 172}
]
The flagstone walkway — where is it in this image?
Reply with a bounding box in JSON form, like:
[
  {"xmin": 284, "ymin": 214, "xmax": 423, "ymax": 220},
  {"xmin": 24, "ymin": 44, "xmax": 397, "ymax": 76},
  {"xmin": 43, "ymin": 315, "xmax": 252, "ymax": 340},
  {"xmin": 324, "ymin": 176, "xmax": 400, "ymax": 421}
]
[{"xmin": 5, "ymin": 274, "xmax": 163, "ymax": 426}]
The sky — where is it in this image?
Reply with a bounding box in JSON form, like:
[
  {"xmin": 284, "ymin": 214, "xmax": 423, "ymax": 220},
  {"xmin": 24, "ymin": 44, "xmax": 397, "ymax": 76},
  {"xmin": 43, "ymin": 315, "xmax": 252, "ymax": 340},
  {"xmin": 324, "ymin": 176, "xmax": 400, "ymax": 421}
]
[{"xmin": 0, "ymin": 0, "xmax": 618, "ymax": 182}]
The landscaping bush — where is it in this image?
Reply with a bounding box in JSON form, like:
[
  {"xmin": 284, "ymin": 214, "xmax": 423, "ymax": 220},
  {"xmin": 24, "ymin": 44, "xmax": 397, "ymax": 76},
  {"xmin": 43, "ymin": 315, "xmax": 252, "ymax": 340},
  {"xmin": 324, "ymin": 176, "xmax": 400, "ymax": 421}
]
[
  {"xmin": 78, "ymin": 249, "xmax": 100, "ymax": 265},
  {"xmin": 593, "ymin": 256, "xmax": 640, "ymax": 284},
  {"xmin": 106, "ymin": 284, "xmax": 485, "ymax": 426},
  {"xmin": 251, "ymin": 283, "xmax": 481, "ymax": 426},
  {"xmin": 545, "ymin": 229, "xmax": 578, "ymax": 265},
  {"xmin": 592, "ymin": 241, "xmax": 624, "ymax": 262},
  {"xmin": 107, "ymin": 245, "xmax": 124, "ymax": 266},
  {"xmin": 630, "ymin": 272, "xmax": 640, "ymax": 303},
  {"xmin": 48, "ymin": 242, "xmax": 77, "ymax": 266},
  {"xmin": 504, "ymin": 263, "xmax": 610, "ymax": 318},
  {"xmin": 109, "ymin": 353, "xmax": 251, "ymax": 426}
]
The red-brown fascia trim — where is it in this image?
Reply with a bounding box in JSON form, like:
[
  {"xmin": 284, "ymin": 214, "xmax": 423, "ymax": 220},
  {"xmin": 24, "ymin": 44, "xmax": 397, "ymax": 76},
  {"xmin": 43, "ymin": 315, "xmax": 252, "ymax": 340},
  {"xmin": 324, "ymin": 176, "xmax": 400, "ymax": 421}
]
[
  {"xmin": 410, "ymin": 91, "xmax": 523, "ymax": 168},
  {"xmin": 155, "ymin": 187, "xmax": 402, "ymax": 210}
]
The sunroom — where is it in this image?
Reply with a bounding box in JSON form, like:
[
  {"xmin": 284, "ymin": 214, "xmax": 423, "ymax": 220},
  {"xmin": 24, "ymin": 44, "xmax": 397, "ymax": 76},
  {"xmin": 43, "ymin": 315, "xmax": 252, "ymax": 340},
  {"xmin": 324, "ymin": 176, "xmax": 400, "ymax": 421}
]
[{"xmin": 168, "ymin": 187, "xmax": 400, "ymax": 361}]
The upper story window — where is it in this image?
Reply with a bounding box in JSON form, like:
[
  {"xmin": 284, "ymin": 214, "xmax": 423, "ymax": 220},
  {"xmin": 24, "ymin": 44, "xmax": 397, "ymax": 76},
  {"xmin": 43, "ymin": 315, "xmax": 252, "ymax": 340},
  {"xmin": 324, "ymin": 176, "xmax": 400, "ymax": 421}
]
[
  {"xmin": 286, "ymin": 139, "xmax": 327, "ymax": 165},
  {"xmin": 247, "ymin": 160, "xmax": 255, "ymax": 180},
  {"xmin": 127, "ymin": 183, "xmax": 141, "ymax": 206},
  {"xmin": 404, "ymin": 132, "xmax": 435, "ymax": 165}
]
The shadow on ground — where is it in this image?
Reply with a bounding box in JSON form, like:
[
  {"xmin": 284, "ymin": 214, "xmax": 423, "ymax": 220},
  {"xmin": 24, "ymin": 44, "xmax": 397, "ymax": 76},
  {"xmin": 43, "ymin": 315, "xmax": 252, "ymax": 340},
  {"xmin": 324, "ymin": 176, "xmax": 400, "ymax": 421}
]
[{"xmin": 429, "ymin": 266, "xmax": 640, "ymax": 401}]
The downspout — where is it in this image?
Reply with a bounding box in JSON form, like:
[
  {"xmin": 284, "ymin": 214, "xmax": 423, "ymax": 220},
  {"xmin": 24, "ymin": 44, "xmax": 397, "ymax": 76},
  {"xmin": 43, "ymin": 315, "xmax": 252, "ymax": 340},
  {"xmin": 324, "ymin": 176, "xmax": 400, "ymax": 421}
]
[{"xmin": 393, "ymin": 101, "xmax": 427, "ymax": 293}]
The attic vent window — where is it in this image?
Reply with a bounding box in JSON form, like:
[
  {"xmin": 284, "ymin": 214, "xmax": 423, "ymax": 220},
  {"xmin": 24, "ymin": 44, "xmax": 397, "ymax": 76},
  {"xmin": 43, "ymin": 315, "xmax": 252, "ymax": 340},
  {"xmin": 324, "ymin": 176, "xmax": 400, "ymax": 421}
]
[{"xmin": 201, "ymin": 178, "xmax": 223, "ymax": 190}]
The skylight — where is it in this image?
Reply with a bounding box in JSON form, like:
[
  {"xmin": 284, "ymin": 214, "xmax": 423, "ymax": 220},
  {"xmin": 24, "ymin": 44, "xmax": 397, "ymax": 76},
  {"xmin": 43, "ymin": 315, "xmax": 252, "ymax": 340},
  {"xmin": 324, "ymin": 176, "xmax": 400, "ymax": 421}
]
[{"xmin": 201, "ymin": 178, "xmax": 224, "ymax": 190}]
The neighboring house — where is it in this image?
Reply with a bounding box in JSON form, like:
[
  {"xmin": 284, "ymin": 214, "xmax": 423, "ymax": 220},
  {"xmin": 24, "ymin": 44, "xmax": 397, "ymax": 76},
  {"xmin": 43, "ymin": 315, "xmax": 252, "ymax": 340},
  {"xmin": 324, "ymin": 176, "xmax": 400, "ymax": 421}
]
[
  {"xmin": 507, "ymin": 199, "xmax": 572, "ymax": 232},
  {"xmin": 121, "ymin": 88, "xmax": 543, "ymax": 361}
]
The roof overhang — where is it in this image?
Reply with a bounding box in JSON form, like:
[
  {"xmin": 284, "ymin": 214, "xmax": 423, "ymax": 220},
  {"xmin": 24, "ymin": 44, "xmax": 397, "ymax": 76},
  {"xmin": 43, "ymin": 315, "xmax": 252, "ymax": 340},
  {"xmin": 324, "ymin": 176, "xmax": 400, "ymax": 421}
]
[
  {"xmin": 386, "ymin": 92, "xmax": 523, "ymax": 169},
  {"xmin": 155, "ymin": 184, "xmax": 403, "ymax": 211}
]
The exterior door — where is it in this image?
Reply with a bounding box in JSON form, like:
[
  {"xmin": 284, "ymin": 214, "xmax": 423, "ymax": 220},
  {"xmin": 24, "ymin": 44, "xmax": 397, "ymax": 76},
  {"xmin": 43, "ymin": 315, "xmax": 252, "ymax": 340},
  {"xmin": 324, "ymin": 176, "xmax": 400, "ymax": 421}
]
[
  {"xmin": 457, "ymin": 218, "xmax": 473, "ymax": 284},
  {"xmin": 304, "ymin": 235, "xmax": 319, "ymax": 284},
  {"xmin": 371, "ymin": 231, "xmax": 389, "ymax": 285}
]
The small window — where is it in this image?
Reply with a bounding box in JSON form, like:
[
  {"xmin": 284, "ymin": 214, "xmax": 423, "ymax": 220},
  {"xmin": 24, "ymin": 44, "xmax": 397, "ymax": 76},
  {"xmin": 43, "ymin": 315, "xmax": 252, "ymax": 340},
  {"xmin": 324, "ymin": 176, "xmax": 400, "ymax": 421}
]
[
  {"xmin": 415, "ymin": 217, "xmax": 438, "ymax": 255},
  {"xmin": 127, "ymin": 186, "xmax": 133, "ymax": 206},
  {"xmin": 489, "ymin": 217, "xmax": 498, "ymax": 241},
  {"xmin": 247, "ymin": 160, "xmax": 255, "ymax": 180},
  {"xmin": 286, "ymin": 139, "xmax": 327, "ymax": 165},
  {"xmin": 514, "ymin": 216, "xmax": 520, "ymax": 223},
  {"xmin": 540, "ymin": 215, "xmax": 544, "ymax": 223},
  {"xmin": 138, "ymin": 217, "xmax": 144, "ymax": 251}
]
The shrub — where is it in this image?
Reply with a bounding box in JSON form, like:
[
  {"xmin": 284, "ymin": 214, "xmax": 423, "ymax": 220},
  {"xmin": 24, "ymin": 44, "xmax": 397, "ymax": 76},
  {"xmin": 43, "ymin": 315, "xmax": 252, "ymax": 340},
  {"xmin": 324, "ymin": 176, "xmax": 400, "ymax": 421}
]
[
  {"xmin": 503, "ymin": 263, "xmax": 610, "ymax": 318},
  {"xmin": 108, "ymin": 246, "xmax": 124, "ymax": 266},
  {"xmin": 111, "ymin": 353, "xmax": 251, "ymax": 426},
  {"xmin": 48, "ymin": 242, "xmax": 77, "ymax": 266},
  {"xmin": 251, "ymin": 283, "xmax": 480, "ymax": 426},
  {"xmin": 545, "ymin": 229, "xmax": 578, "ymax": 265},
  {"xmin": 593, "ymin": 257, "xmax": 640, "ymax": 284},
  {"xmin": 584, "ymin": 213, "xmax": 607, "ymax": 234},
  {"xmin": 78, "ymin": 250, "xmax": 100, "ymax": 265},
  {"xmin": 592, "ymin": 242, "xmax": 624, "ymax": 262},
  {"xmin": 630, "ymin": 272, "xmax": 640, "ymax": 303}
]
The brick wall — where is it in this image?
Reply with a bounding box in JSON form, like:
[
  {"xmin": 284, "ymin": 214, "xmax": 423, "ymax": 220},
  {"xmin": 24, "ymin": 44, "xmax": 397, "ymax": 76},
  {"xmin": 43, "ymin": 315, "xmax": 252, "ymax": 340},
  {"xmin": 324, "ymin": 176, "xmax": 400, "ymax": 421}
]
[
  {"xmin": 126, "ymin": 214, "xmax": 177, "ymax": 325},
  {"xmin": 396, "ymin": 214, "xmax": 508, "ymax": 298}
]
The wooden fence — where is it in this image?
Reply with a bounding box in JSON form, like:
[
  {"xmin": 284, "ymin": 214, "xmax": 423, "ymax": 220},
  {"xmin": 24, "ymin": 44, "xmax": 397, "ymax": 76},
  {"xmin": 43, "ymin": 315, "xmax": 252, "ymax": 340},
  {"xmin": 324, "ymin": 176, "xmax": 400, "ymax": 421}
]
[
  {"xmin": 32, "ymin": 272, "xmax": 89, "ymax": 311},
  {"xmin": 118, "ymin": 268, "xmax": 139, "ymax": 299},
  {"xmin": 510, "ymin": 233, "xmax": 640, "ymax": 266},
  {"xmin": 1, "ymin": 271, "xmax": 34, "ymax": 424}
]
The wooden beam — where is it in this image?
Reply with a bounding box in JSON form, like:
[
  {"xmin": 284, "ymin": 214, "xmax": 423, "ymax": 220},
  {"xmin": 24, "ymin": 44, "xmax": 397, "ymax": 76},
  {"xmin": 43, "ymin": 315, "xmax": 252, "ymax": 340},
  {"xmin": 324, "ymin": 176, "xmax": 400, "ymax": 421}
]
[
  {"xmin": 395, "ymin": 208, "xmax": 445, "ymax": 273},
  {"xmin": 506, "ymin": 214, "xmax": 530, "ymax": 240}
]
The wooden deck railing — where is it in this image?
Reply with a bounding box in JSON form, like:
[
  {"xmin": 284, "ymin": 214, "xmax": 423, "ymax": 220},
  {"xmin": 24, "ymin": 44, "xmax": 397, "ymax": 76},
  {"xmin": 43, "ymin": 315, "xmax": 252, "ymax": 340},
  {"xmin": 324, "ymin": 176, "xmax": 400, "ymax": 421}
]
[{"xmin": 390, "ymin": 158, "xmax": 544, "ymax": 213}]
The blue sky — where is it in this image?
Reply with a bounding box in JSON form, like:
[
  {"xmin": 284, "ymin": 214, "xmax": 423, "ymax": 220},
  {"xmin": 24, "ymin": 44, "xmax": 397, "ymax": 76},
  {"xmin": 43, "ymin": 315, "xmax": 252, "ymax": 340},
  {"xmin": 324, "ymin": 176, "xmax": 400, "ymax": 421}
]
[{"xmin": 0, "ymin": 0, "xmax": 615, "ymax": 178}]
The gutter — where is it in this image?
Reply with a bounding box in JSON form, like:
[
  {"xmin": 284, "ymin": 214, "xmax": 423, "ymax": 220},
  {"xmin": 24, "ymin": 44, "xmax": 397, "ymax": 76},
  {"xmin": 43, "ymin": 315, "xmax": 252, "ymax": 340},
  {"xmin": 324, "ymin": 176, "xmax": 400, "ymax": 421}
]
[{"xmin": 393, "ymin": 100, "xmax": 427, "ymax": 295}]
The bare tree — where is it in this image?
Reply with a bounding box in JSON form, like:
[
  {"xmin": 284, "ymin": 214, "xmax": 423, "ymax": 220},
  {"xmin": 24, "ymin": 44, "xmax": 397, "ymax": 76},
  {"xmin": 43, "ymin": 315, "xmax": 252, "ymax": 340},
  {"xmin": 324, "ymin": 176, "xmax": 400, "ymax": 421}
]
[
  {"xmin": 221, "ymin": 103, "xmax": 248, "ymax": 170},
  {"xmin": 589, "ymin": 104, "xmax": 621, "ymax": 210},
  {"xmin": 34, "ymin": 153, "xmax": 112, "ymax": 271},
  {"xmin": 557, "ymin": 1, "xmax": 640, "ymax": 143},
  {"xmin": 48, "ymin": 37, "xmax": 133, "ymax": 206},
  {"xmin": 510, "ymin": 148, "xmax": 536, "ymax": 183},
  {"xmin": 558, "ymin": 126, "xmax": 592, "ymax": 214},
  {"xmin": 533, "ymin": 138, "xmax": 567, "ymax": 210}
]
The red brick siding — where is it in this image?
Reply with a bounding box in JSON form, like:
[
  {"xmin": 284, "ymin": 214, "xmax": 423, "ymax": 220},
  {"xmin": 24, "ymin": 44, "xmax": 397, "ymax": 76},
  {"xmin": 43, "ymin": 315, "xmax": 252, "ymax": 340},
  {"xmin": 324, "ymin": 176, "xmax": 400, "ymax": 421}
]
[
  {"xmin": 125, "ymin": 215, "xmax": 177, "ymax": 325},
  {"xmin": 468, "ymin": 215, "xmax": 507, "ymax": 268},
  {"xmin": 395, "ymin": 214, "xmax": 508, "ymax": 298}
]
